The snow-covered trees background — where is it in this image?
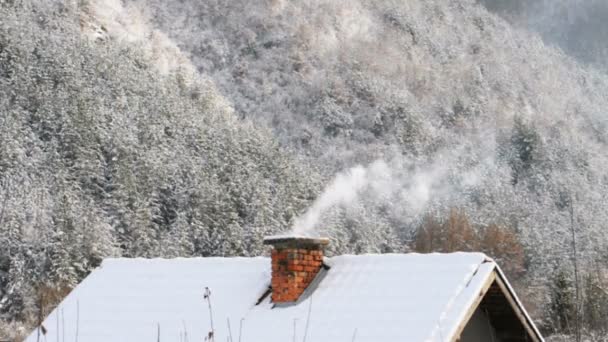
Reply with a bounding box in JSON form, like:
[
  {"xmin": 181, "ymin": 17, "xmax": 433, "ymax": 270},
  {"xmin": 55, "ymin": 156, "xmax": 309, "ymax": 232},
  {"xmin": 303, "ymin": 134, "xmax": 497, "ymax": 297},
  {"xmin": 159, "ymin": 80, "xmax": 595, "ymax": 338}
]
[{"xmin": 2, "ymin": 0, "xmax": 608, "ymax": 339}]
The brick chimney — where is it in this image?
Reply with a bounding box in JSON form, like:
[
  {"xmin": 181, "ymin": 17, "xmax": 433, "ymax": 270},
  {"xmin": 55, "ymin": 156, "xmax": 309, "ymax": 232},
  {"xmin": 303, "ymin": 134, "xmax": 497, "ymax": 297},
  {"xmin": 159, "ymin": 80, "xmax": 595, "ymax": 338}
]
[{"xmin": 264, "ymin": 236, "xmax": 330, "ymax": 303}]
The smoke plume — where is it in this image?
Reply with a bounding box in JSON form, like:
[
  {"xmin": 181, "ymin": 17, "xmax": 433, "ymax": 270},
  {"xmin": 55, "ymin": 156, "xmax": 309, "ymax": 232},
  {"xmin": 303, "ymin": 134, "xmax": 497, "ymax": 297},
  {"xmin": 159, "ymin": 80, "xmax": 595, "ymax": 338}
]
[
  {"xmin": 290, "ymin": 146, "xmax": 491, "ymax": 237},
  {"xmin": 291, "ymin": 160, "xmax": 389, "ymax": 236}
]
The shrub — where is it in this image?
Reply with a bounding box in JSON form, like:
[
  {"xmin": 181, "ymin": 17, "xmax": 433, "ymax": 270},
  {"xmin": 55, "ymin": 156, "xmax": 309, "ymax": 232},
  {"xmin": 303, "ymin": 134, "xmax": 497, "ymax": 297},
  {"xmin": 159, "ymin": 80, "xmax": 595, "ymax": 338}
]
[{"xmin": 412, "ymin": 208, "xmax": 525, "ymax": 279}]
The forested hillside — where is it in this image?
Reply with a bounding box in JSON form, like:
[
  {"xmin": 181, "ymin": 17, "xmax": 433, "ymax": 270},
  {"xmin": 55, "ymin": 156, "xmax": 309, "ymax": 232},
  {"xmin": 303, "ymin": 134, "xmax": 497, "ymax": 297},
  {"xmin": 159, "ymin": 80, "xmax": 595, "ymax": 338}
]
[
  {"xmin": 2, "ymin": 0, "xmax": 608, "ymax": 340},
  {"xmin": 140, "ymin": 0, "xmax": 608, "ymax": 338},
  {"xmin": 0, "ymin": 0, "xmax": 321, "ymax": 337}
]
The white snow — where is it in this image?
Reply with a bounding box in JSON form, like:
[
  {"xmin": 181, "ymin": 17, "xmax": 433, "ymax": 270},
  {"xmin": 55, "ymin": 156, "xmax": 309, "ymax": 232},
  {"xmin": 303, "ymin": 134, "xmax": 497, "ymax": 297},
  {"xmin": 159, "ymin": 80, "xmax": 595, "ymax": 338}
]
[{"xmin": 26, "ymin": 253, "xmax": 500, "ymax": 342}]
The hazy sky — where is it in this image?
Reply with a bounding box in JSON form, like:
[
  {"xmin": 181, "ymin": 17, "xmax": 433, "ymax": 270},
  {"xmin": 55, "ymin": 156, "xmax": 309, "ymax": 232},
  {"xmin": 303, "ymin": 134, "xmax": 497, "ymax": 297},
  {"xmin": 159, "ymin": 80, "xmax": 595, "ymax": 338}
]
[{"xmin": 480, "ymin": 0, "xmax": 608, "ymax": 70}]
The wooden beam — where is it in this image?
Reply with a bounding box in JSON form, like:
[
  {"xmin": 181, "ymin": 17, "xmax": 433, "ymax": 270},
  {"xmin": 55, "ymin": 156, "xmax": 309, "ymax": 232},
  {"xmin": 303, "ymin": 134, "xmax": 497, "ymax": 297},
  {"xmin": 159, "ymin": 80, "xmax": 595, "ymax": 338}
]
[
  {"xmin": 494, "ymin": 274, "xmax": 542, "ymax": 342},
  {"xmin": 450, "ymin": 271, "xmax": 496, "ymax": 342}
]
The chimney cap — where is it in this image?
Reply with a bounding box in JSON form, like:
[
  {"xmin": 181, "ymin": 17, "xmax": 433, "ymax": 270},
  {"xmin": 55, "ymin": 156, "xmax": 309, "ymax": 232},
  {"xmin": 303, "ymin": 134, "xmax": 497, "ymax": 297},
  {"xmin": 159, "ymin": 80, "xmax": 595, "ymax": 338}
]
[{"xmin": 263, "ymin": 235, "xmax": 330, "ymax": 249}]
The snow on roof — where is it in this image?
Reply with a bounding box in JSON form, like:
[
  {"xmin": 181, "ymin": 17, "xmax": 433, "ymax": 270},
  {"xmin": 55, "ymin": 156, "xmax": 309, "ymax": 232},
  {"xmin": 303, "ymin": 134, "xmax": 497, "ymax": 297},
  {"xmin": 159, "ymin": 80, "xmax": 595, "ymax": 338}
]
[
  {"xmin": 26, "ymin": 253, "xmax": 497, "ymax": 342},
  {"xmin": 263, "ymin": 235, "xmax": 330, "ymax": 247}
]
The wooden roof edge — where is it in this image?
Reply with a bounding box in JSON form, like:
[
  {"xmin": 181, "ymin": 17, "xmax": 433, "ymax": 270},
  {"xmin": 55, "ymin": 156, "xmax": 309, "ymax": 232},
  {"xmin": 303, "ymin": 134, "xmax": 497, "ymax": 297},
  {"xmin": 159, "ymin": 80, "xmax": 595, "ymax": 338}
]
[
  {"xmin": 449, "ymin": 265, "xmax": 497, "ymax": 342},
  {"xmin": 449, "ymin": 260, "xmax": 545, "ymax": 342},
  {"xmin": 492, "ymin": 265, "xmax": 545, "ymax": 342}
]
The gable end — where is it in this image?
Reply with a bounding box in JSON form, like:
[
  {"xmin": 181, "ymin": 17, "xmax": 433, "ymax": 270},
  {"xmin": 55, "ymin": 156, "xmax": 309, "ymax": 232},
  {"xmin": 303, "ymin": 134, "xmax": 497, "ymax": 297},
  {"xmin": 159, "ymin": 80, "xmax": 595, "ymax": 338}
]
[{"xmin": 453, "ymin": 267, "xmax": 543, "ymax": 342}]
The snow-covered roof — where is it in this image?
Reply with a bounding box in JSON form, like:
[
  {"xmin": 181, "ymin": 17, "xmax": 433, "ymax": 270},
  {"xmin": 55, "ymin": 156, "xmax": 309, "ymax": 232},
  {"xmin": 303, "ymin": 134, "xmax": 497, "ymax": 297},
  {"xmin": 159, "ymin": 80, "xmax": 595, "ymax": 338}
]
[{"xmin": 26, "ymin": 253, "xmax": 528, "ymax": 342}]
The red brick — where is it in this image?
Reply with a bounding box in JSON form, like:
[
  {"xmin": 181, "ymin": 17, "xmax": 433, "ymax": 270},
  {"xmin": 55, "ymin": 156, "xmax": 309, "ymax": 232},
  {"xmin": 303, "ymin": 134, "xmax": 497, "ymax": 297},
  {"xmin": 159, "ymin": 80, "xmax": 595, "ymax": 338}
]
[{"xmin": 269, "ymin": 243, "xmax": 326, "ymax": 303}]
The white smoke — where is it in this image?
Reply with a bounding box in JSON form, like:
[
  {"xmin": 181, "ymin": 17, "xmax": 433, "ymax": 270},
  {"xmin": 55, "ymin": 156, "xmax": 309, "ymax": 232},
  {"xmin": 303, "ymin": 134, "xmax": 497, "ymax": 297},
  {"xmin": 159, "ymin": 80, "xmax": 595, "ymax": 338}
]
[
  {"xmin": 289, "ymin": 136, "xmax": 497, "ymax": 237},
  {"xmin": 290, "ymin": 153, "xmax": 484, "ymax": 236},
  {"xmin": 291, "ymin": 160, "xmax": 390, "ymax": 235}
]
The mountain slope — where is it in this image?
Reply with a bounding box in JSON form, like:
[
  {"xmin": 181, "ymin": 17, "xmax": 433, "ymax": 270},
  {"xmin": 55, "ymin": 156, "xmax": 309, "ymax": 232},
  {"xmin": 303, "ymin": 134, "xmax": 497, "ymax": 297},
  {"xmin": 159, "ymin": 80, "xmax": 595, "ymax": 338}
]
[
  {"xmin": 0, "ymin": 0, "xmax": 319, "ymax": 332},
  {"xmin": 141, "ymin": 0, "xmax": 608, "ymax": 266},
  {"xmin": 2, "ymin": 0, "xmax": 608, "ymax": 338}
]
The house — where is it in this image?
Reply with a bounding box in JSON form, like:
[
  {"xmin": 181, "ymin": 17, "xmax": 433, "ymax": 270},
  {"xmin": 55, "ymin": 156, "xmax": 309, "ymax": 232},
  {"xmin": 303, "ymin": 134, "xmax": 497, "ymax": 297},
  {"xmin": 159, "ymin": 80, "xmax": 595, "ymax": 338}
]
[{"xmin": 26, "ymin": 236, "xmax": 543, "ymax": 342}]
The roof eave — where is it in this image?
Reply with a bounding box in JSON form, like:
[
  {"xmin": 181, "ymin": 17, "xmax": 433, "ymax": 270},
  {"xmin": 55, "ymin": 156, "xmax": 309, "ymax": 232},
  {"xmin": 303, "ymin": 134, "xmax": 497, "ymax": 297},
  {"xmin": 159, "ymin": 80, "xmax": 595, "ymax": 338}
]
[
  {"xmin": 449, "ymin": 261, "xmax": 544, "ymax": 342},
  {"xmin": 493, "ymin": 265, "xmax": 545, "ymax": 342}
]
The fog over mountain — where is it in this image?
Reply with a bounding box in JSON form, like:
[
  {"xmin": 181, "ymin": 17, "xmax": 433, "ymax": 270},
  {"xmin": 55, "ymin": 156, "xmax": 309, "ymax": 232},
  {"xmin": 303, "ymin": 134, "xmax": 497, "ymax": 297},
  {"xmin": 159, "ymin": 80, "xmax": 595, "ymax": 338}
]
[
  {"xmin": 2, "ymin": 0, "xmax": 608, "ymax": 339},
  {"xmin": 480, "ymin": 0, "xmax": 608, "ymax": 70}
]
